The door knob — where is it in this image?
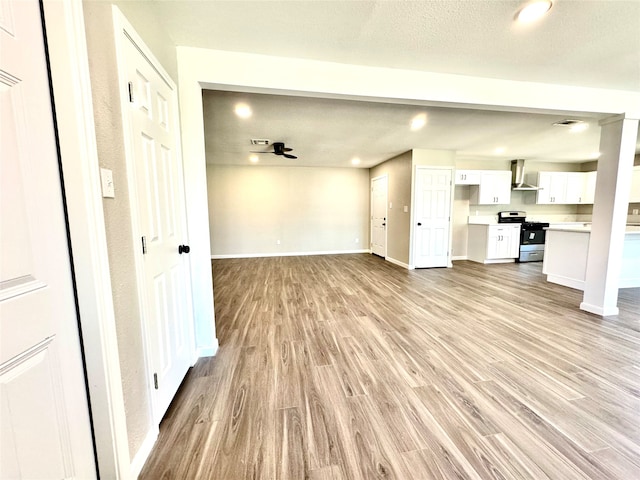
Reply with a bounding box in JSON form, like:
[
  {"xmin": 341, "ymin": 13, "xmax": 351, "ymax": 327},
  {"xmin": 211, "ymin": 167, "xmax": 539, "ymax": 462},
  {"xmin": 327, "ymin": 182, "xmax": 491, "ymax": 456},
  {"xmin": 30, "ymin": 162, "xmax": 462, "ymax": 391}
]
[
  {"xmin": 178, "ymin": 245, "xmax": 190, "ymax": 254},
  {"xmin": 417, "ymin": 222, "xmax": 422, "ymax": 226},
  {"xmin": 382, "ymin": 223, "xmax": 386, "ymax": 226}
]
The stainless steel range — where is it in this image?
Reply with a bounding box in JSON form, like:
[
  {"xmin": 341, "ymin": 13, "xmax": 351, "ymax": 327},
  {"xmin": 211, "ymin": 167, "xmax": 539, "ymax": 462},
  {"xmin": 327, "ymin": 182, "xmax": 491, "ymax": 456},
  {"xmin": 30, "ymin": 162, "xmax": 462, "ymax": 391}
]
[{"xmin": 498, "ymin": 211, "xmax": 549, "ymax": 263}]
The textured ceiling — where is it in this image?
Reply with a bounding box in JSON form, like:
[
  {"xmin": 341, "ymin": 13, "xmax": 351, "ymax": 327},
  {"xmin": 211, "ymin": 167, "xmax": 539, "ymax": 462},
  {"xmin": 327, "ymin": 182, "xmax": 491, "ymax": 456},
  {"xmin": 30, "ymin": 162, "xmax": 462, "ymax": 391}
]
[
  {"xmin": 151, "ymin": 0, "xmax": 640, "ymax": 91},
  {"xmin": 141, "ymin": 0, "xmax": 640, "ymax": 168},
  {"xmin": 203, "ymin": 90, "xmax": 613, "ymax": 168}
]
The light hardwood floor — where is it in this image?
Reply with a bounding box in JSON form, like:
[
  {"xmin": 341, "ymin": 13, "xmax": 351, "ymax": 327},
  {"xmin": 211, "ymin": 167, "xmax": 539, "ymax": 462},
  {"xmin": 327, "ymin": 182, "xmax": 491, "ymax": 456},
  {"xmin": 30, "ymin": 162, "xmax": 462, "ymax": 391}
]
[{"xmin": 140, "ymin": 254, "xmax": 640, "ymax": 479}]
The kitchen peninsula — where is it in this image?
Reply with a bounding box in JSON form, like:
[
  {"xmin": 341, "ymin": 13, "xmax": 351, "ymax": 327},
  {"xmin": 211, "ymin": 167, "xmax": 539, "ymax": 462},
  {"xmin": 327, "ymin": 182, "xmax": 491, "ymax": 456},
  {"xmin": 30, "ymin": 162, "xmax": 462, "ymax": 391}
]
[{"xmin": 543, "ymin": 224, "xmax": 640, "ymax": 290}]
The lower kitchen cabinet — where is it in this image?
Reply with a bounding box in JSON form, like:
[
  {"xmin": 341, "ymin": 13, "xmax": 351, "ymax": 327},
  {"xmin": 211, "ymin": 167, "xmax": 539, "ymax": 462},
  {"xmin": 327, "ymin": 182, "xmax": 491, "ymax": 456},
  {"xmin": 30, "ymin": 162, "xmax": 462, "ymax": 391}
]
[{"xmin": 467, "ymin": 224, "xmax": 520, "ymax": 264}]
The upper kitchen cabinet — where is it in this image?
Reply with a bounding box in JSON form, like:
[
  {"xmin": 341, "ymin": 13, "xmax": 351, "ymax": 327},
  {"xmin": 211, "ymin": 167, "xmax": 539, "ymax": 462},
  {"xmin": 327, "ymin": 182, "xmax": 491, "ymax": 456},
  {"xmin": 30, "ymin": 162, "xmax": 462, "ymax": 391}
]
[
  {"xmin": 630, "ymin": 166, "xmax": 640, "ymax": 203},
  {"xmin": 537, "ymin": 172, "xmax": 567, "ymax": 204},
  {"xmin": 469, "ymin": 170, "xmax": 512, "ymax": 205},
  {"xmin": 536, "ymin": 171, "xmax": 596, "ymax": 205},
  {"xmin": 455, "ymin": 170, "xmax": 481, "ymax": 185},
  {"xmin": 583, "ymin": 171, "xmax": 597, "ymax": 204}
]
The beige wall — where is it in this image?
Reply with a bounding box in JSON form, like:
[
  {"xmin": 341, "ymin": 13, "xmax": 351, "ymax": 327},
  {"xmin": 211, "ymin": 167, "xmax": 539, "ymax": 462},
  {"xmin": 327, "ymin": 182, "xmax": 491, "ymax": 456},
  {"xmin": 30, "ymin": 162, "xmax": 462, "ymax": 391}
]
[
  {"xmin": 413, "ymin": 148, "xmax": 456, "ymax": 167},
  {"xmin": 368, "ymin": 149, "xmax": 455, "ymax": 265},
  {"xmin": 207, "ymin": 165, "xmax": 370, "ymax": 256},
  {"xmin": 83, "ymin": 0, "xmax": 177, "ymax": 460},
  {"xmin": 370, "ymin": 151, "xmax": 413, "ymax": 264}
]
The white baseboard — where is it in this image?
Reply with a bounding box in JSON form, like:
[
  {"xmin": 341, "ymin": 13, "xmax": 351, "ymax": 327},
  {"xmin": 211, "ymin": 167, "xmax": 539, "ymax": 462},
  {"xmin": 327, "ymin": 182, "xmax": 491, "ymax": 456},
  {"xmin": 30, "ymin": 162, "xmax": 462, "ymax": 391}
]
[
  {"xmin": 482, "ymin": 259, "xmax": 516, "ymax": 264},
  {"xmin": 580, "ymin": 301, "xmax": 619, "ymax": 317},
  {"xmin": 385, "ymin": 256, "xmax": 413, "ymax": 270},
  {"xmin": 130, "ymin": 427, "xmax": 158, "ymax": 478},
  {"xmin": 452, "ymin": 255, "xmax": 468, "ymax": 261},
  {"xmin": 546, "ymin": 274, "xmax": 584, "ymax": 291},
  {"xmin": 196, "ymin": 339, "xmax": 219, "ymax": 359},
  {"xmin": 211, "ymin": 249, "xmax": 370, "ymax": 259},
  {"xmin": 192, "ymin": 341, "xmax": 219, "ymax": 365}
]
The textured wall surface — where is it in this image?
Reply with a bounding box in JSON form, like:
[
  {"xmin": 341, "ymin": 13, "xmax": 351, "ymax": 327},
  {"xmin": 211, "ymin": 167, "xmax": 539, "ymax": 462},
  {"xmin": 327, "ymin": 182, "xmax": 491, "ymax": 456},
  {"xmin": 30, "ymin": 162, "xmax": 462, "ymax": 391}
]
[{"xmin": 83, "ymin": 0, "xmax": 178, "ymax": 461}]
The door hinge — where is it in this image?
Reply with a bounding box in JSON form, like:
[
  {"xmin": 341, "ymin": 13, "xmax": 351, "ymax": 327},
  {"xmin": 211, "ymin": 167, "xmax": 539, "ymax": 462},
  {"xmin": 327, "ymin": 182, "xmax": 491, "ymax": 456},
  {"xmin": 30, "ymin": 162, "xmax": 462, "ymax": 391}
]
[
  {"xmin": 141, "ymin": 235, "xmax": 147, "ymax": 254},
  {"xmin": 153, "ymin": 373, "xmax": 158, "ymax": 390},
  {"xmin": 128, "ymin": 81, "xmax": 134, "ymax": 103}
]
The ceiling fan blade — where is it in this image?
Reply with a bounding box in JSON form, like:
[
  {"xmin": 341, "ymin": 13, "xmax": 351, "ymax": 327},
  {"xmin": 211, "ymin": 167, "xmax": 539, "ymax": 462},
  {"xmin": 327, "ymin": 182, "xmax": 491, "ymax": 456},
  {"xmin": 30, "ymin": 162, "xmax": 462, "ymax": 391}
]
[
  {"xmin": 284, "ymin": 154, "xmax": 297, "ymax": 159},
  {"xmin": 250, "ymin": 151, "xmax": 272, "ymax": 154},
  {"xmin": 283, "ymin": 147, "xmax": 293, "ymax": 152}
]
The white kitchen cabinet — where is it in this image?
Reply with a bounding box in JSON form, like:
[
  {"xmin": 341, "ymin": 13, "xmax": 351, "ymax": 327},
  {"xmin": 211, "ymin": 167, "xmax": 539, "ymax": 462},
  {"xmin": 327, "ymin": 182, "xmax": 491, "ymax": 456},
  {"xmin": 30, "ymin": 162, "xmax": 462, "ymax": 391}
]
[
  {"xmin": 467, "ymin": 224, "xmax": 520, "ymax": 264},
  {"xmin": 469, "ymin": 170, "xmax": 512, "ymax": 205},
  {"xmin": 583, "ymin": 171, "xmax": 597, "ymax": 204},
  {"xmin": 455, "ymin": 170, "xmax": 481, "ymax": 185},
  {"xmin": 630, "ymin": 166, "xmax": 640, "ymax": 203},
  {"xmin": 565, "ymin": 172, "xmax": 587, "ymax": 204},
  {"xmin": 536, "ymin": 171, "xmax": 596, "ymax": 204},
  {"xmin": 537, "ymin": 172, "xmax": 568, "ymax": 204}
]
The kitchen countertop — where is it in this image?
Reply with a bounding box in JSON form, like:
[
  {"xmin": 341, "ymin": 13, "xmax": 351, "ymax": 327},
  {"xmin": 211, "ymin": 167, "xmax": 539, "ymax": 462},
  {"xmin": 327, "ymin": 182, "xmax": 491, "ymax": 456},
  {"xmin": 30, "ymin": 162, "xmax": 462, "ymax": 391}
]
[{"xmin": 546, "ymin": 224, "xmax": 640, "ymax": 234}]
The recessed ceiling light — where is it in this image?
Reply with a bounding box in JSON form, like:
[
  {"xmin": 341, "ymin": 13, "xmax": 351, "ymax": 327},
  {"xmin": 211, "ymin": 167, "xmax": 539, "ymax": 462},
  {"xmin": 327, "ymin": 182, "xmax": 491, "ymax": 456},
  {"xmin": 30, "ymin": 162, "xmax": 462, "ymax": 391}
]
[
  {"xmin": 249, "ymin": 155, "xmax": 259, "ymax": 163},
  {"xmin": 570, "ymin": 123, "xmax": 589, "ymax": 133},
  {"xmin": 410, "ymin": 113, "xmax": 427, "ymax": 131},
  {"xmin": 494, "ymin": 147, "xmax": 506, "ymax": 154},
  {"xmin": 515, "ymin": 0, "xmax": 552, "ymax": 23},
  {"xmin": 351, "ymin": 157, "xmax": 361, "ymax": 166},
  {"xmin": 234, "ymin": 103, "xmax": 252, "ymax": 119}
]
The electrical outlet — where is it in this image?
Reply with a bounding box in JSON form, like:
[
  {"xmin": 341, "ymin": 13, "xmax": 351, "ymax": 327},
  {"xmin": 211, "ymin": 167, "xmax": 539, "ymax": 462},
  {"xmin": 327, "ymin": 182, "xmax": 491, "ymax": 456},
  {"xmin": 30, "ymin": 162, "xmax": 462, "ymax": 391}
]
[
  {"xmin": 355, "ymin": 238, "xmax": 359, "ymax": 244},
  {"xmin": 633, "ymin": 209, "xmax": 639, "ymax": 215},
  {"xmin": 276, "ymin": 239, "xmax": 281, "ymax": 245}
]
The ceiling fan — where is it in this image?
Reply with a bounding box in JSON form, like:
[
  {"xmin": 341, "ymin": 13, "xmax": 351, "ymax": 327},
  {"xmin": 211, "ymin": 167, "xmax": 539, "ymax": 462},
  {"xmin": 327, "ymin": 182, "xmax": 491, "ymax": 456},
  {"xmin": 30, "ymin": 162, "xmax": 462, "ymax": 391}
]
[{"xmin": 252, "ymin": 141, "xmax": 297, "ymax": 159}]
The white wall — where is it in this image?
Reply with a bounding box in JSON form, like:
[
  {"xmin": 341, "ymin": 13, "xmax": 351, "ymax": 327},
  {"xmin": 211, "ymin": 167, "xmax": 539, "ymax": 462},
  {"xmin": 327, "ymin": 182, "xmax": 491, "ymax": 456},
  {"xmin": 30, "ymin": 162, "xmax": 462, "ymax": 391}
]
[{"xmin": 207, "ymin": 165, "xmax": 370, "ymax": 257}]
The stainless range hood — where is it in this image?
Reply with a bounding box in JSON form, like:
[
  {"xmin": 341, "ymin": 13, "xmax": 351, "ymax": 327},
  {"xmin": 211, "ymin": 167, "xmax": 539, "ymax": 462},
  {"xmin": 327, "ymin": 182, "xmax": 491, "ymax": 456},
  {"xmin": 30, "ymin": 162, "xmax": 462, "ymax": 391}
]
[{"xmin": 511, "ymin": 159, "xmax": 542, "ymax": 191}]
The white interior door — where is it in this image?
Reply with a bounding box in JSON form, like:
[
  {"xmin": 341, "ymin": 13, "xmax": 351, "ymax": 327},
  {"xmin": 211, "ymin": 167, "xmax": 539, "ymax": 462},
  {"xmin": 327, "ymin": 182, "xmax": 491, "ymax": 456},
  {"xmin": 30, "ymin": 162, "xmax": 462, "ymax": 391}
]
[
  {"xmin": 0, "ymin": 0, "xmax": 96, "ymax": 478},
  {"xmin": 413, "ymin": 168, "xmax": 452, "ymax": 268},
  {"xmin": 120, "ymin": 28, "xmax": 193, "ymax": 422},
  {"xmin": 371, "ymin": 175, "xmax": 388, "ymax": 257}
]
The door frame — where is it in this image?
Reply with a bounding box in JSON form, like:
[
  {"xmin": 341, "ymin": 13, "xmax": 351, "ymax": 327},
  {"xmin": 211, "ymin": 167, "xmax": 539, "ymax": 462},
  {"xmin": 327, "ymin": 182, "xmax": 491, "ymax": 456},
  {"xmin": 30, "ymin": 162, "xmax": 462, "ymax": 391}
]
[
  {"xmin": 112, "ymin": 8, "xmax": 197, "ymax": 425},
  {"xmin": 370, "ymin": 174, "xmax": 388, "ymax": 258},
  {"xmin": 42, "ymin": 0, "xmax": 130, "ymax": 477},
  {"xmin": 410, "ymin": 166, "xmax": 455, "ymax": 269}
]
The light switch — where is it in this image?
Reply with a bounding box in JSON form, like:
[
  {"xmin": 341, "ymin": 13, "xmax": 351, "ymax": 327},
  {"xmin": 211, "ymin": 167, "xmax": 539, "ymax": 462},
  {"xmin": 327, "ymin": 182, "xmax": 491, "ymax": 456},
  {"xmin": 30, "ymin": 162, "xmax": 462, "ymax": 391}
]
[
  {"xmin": 389, "ymin": 202, "xmax": 393, "ymax": 209},
  {"xmin": 404, "ymin": 205, "xmax": 408, "ymax": 213},
  {"xmin": 100, "ymin": 168, "xmax": 115, "ymax": 198}
]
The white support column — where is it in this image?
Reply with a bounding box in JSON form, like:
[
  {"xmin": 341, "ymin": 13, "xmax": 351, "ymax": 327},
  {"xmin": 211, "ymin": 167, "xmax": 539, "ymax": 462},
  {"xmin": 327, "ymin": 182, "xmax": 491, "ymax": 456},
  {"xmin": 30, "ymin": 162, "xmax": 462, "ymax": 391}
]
[{"xmin": 581, "ymin": 115, "xmax": 639, "ymax": 316}]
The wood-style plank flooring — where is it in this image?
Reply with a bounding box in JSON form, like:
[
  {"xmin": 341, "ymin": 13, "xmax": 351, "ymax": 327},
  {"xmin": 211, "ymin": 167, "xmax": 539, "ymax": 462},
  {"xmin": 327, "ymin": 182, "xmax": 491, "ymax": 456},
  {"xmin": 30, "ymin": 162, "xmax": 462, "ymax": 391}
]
[{"xmin": 140, "ymin": 254, "xmax": 640, "ymax": 479}]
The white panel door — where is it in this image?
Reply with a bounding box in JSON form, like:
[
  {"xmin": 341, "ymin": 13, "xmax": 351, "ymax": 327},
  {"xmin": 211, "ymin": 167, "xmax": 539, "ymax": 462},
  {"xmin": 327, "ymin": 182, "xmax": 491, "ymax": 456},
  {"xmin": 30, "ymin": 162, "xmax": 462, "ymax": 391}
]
[
  {"xmin": 371, "ymin": 176, "xmax": 388, "ymax": 257},
  {"xmin": 121, "ymin": 32, "xmax": 193, "ymax": 421},
  {"xmin": 0, "ymin": 1, "xmax": 96, "ymax": 478},
  {"xmin": 413, "ymin": 168, "xmax": 452, "ymax": 268}
]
